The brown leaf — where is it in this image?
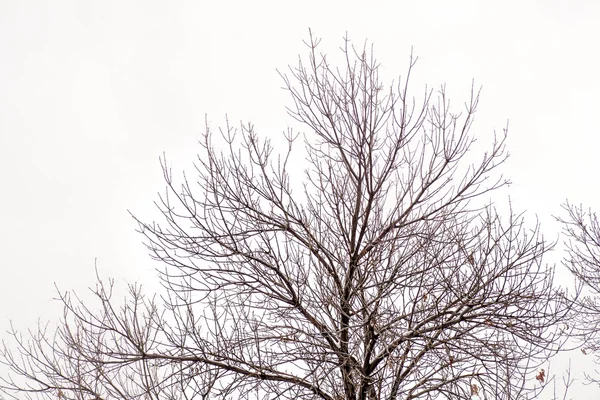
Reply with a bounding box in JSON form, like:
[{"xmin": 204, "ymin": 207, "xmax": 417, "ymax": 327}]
[
  {"xmin": 535, "ymin": 369, "xmax": 545, "ymax": 383},
  {"xmin": 468, "ymin": 253, "xmax": 475, "ymax": 265},
  {"xmin": 471, "ymin": 384, "xmax": 479, "ymax": 395}
]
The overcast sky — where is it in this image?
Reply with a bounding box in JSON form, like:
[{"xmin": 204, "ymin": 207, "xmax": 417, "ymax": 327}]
[{"xmin": 1, "ymin": 1, "xmax": 599, "ymax": 398}]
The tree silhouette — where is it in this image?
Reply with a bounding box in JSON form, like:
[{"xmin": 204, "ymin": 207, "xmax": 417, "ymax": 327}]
[{"xmin": 1, "ymin": 32, "xmax": 569, "ymax": 400}]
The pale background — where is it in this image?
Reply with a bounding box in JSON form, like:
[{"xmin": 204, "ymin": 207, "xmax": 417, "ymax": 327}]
[{"xmin": 1, "ymin": 1, "xmax": 599, "ymax": 398}]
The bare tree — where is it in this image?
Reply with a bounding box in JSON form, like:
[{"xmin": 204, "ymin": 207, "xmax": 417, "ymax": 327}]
[
  {"xmin": 558, "ymin": 201, "xmax": 600, "ymax": 384},
  {"xmin": 1, "ymin": 33, "xmax": 570, "ymax": 400}
]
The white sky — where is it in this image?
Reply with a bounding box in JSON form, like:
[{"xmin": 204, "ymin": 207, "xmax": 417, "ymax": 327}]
[{"xmin": 1, "ymin": 1, "xmax": 599, "ymax": 398}]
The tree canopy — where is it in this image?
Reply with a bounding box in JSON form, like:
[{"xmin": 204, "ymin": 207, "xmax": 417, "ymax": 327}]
[{"xmin": 0, "ymin": 33, "xmax": 571, "ymax": 400}]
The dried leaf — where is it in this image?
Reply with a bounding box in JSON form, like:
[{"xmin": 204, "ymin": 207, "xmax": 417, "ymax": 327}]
[
  {"xmin": 535, "ymin": 369, "xmax": 545, "ymax": 384},
  {"xmin": 468, "ymin": 253, "xmax": 475, "ymax": 265}
]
